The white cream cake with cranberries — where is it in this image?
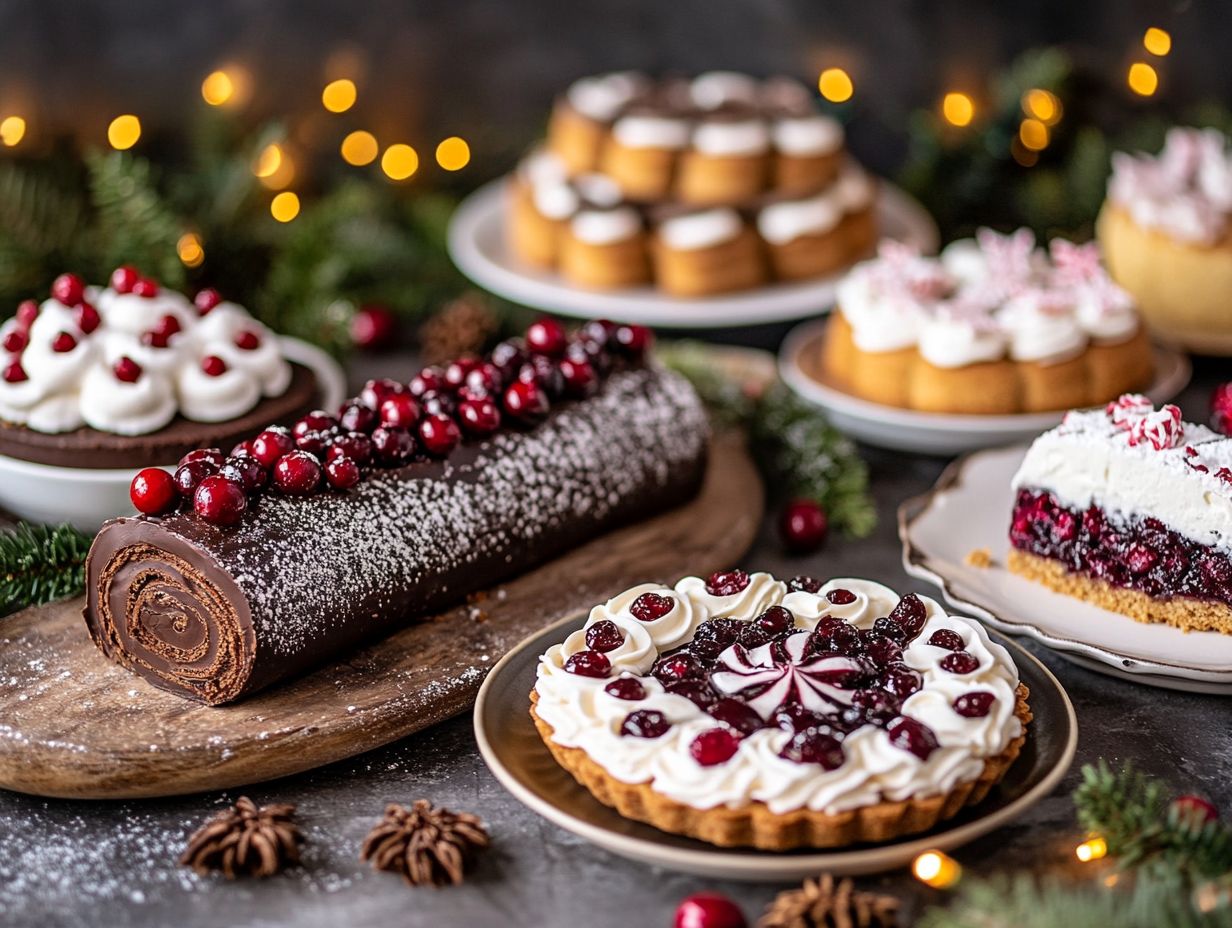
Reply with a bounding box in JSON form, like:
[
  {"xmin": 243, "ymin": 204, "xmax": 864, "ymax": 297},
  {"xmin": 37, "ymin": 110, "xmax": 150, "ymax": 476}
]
[
  {"xmin": 1010, "ymin": 393, "xmax": 1232, "ymax": 634},
  {"xmin": 531, "ymin": 571, "xmax": 1029, "ymax": 849}
]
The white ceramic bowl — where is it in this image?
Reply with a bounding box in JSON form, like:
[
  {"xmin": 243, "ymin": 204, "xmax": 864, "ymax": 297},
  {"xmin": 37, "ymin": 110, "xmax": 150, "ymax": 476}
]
[{"xmin": 0, "ymin": 338, "xmax": 345, "ymax": 531}]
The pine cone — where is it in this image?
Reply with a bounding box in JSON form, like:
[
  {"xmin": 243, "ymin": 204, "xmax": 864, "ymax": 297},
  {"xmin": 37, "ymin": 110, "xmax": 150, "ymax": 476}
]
[
  {"xmin": 360, "ymin": 800, "xmax": 490, "ymax": 887},
  {"xmin": 418, "ymin": 293, "xmax": 498, "ymax": 365},
  {"xmin": 179, "ymin": 797, "xmax": 304, "ymax": 879},
  {"xmin": 758, "ymin": 874, "xmax": 899, "ymax": 928}
]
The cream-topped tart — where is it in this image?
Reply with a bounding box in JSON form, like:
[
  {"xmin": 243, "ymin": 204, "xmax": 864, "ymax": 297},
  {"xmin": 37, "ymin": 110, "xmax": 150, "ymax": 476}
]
[
  {"xmin": 531, "ymin": 571, "xmax": 1029, "ymax": 849},
  {"xmin": 1010, "ymin": 394, "xmax": 1232, "ymax": 635}
]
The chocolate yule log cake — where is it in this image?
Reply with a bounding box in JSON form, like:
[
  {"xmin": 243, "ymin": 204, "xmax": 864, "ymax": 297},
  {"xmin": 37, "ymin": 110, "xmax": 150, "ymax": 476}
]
[{"xmin": 84, "ymin": 319, "xmax": 710, "ymax": 705}]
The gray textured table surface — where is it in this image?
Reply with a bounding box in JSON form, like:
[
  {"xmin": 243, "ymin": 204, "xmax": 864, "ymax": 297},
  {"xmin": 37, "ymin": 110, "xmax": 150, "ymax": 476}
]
[{"xmin": 2, "ymin": 352, "xmax": 1230, "ymax": 928}]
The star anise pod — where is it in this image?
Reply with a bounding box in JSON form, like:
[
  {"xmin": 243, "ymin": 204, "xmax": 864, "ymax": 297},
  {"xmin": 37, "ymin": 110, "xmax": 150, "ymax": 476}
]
[
  {"xmin": 360, "ymin": 799, "xmax": 490, "ymax": 887},
  {"xmin": 179, "ymin": 796, "xmax": 304, "ymax": 879},
  {"xmin": 758, "ymin": 874, "xmax": 899, "ymax": 928}
]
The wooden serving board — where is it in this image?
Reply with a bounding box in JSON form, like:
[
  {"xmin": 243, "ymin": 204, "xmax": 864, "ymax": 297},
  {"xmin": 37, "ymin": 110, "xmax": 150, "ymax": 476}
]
[{"xmin": 0, "ymin": 433, "xmax": 762, "ymax": 800}]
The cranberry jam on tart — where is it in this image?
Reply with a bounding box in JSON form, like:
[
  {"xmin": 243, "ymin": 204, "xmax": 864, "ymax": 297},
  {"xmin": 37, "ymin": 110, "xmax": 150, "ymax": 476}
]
[
  {"xmin": 0, "ymin": 269, "xmax": 317, "ymax": 468},
  {"xmin": 531, "ymin": 572, "xmax": 1030, "ymax": 849},
  {"xmin": 85, "ymin": 318, "xmax": 709, "ymax": 704},
  {"xmin": 1010, "ymin": 394, "xmax": 1232, "ymax": 635}
]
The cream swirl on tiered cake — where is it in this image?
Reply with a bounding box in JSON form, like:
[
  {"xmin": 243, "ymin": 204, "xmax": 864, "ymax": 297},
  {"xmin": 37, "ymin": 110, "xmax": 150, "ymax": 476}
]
[
  {"xmin": 0, "ymin": 274, "xmax": 291, "ymax": 435},
  {"xmin": 533, "ymin": 570, "xmax": 1026, "ymax": 840}
]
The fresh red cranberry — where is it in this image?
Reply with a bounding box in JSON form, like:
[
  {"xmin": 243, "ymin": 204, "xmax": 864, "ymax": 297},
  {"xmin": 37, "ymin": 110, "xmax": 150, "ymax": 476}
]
[
  {"xmin": 604, "ymin": 678, "xmax": 647, "ymax": 701},
  {"xmin": 653, "ymin": 653, "xmax": 703, "ymax": 684},
  {"xmin": 953, "ymin": 691, "xmax": 996, "ymax": 718},
  {"xmin": 707, "ymin": 698, "xmax": 764, "ymax": 735},
  {"xmin": 516, "ymin": 356, "xmax": 565, "ymax": 400},
  {"xmin": 193, "ymin": 474, "xmax": 247, "ymax": 525},
  {"xmin": 631, "ymin": 592, "xmax": 674, "ymax": 622},
  {"xmin": 463, "ymin": 362, "xmax": 503, "ymax": 396},
  {"xmin": 2, "ymin": 360, "xmax": 27, "ymax": 383},
  {"xmin": 502, "ymin": 380, "xmax": 549, "ymax": 424},
  {"xmin": 408, "ymin": 368, "xmax": 445, "ymax": 398},
  {"xmin": 74, "ymin": 302, "xmax": 101, "ymax": 334},
  {"xmin": 194, "ymin": 287, "xmax": 223, "ymax": 314},
  {"xmin": 272, "ymin": 450, "xmax": 322, "ymax": 495},
  {"xmin": 786, "ymin": 576, "xmax": 822, "ymax": 594},
  {"xmin": 889, "ymin": 594, "xmax": 928, "ymax": 641},
  {"xmin": 293, "ymin": 430, "xmax": 331, "ymax": 456},
  {"xmin": 620, "ymin": 709, "xmax": 671, "ymax": 738},
  {"xmin": 325, "ymin": 455, "xmax": 361, "ymax": 490},
  {"xmin": 927, "ymin": 629, "xmax": 965, "ymax": 651},
  {"xmin": 173, "ymin": 460, "xmax": 217, "ymax": 498},
  {"xmin": 489, "ymin": 339, "xmax": 527, "ymax": 378},
  {"xmin": 328, "ymin": 431, "xmax": 373, "ymax": 466},
  {"xmin": 689, "ymin": 728, "xmax": 740, "ymax": 767},
  {"xmin": 131, "ymin": 277, "xmax": 159, "ymax": 298},
  {"xmin": 779, "ymin": 499, "xmax": 828, "ymax": 553},
  {"xmin": 50, "ymin": 273, "xmax": 85, "ymax": 306},
  {"xmin": 129, "ymin": 467, "xmax": 177, "ymax": 515},
  {"xmin": 231, "ymin": 439, "xmax": 255, "ymax": 458},
  {"xmin": 201, "ymin": 355, "xmax": 228, "ymax": 377},
  {"xmin": 338, "ymin": 402, "xmax": 377, "ymax": 433},
  {"xmin": 180, "ymin": 447, "xmax": 225, "ymax": 470},
  {"xmin": 666, "ymin": 679, "xmax": 719, "ymax": 709},
  {"xmin": 443, "ymin": 357, "xmax": 480, "ymax": 390},
  {"xmin": 15, "ymin": 299, "xmax": 39, "ymax": 327},
  {"xmin": 887, "ymin": 716, "xmax": 939, "ymax": 760},
  {"xmin": 826, "ymin": 588, "xmax": 857, "ymax": 605},
  {"xmin": 564, "ymin": 650, "xmax": 611, "ymax": 678},
  {"xmin": 864, "ymin": 634, "xmax": 903, "ymax": 667},
  {"xmin": 371, "ymin": 426, "xmax": 416, "ymax": 465},
  {"xmin": 755, "ymin": 605, "xmax": 794, "ymax": 635},
  {"xmin": 526, "ymin": 317, "xmax": 568, "ymax": 357},
  {"xmin": 234, "ymin": 330, "xmax": 261, "ymax": 350},
  {"xmin": 1173, "ymin": 795, "xmax": 1220, "ymax": 823},
  {"xmin": 558, "ymin": 357, "xmax": 598, "ymax": 398},
  {"xmin": 349, "ymin": 304, "xmax": 398, "ymax": 350},
  {"xmin": 2, "ymin": 328, "xmax": 27, "ymax": 353},
  {"xmin": 378, "ymin": 393, "xmax": 420, "ymax": 429},
  {"xmin": 673, "ymin": 893, "xmax": 746, "ymax": 928},
  {"xmin": 779, "ymin": 728, "xmax": 845, "ymax": 768},
  {"xmin": 580, "ymin": 318, "xmax": 617, "ymax": 347},
  {"xmin": 111, "ymin": 265, "xmax": 140, "ymax": 294},
  {"xmin": 940, "ymin": 651, "xmax": 980, "ymax": 675},
  {"xmin": 251, "ymin": 427, "xmax": 295, "ymax": 468},
  {"xmin": 219, "ymin": 455, "xmax": 268, "ymax": 492},
  {"xmin": 418, "ymin": 413, "xmax": 461, "ymax": 456},
  {"xmin": 361, "ymin": 377, "xmax": 409, "ymax": 410},
  {"xmin": 458, "ymin": 396, "xmax": 501, "ymax": 435},
  {"xmin": 705, "ymin": 569, "xmax": 749, "ymax": 597},
  {"xmin": 614, "ymin": 324, "xmax": 653, "ymax": 357},
  {"xmin": 880, "ymin": 663, "xmax": 922, "ymax": 698},
  {"xmin": 585, "ymin": 620, "xmax": 625, "ymax": 653},
  {"xmin": 51, "ymin": 331, "xmax": 77, "ymax": 353},
  {"xmin": 293, "ymin": 410, "xmax": 338, "ymax": 439},
  {"xmin": 113, "ymin": 355, "xmax": 142, "ymax": 383},
  {"xmin": 418, "ymin": 390, "xmax": 456, "ymax": 418}
]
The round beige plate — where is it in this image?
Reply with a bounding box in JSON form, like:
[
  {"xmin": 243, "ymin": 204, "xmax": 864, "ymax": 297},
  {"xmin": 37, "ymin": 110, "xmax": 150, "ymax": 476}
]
[{"xmin": 474, "ymin": 613, "xmax": 1077, "ymax": 881}]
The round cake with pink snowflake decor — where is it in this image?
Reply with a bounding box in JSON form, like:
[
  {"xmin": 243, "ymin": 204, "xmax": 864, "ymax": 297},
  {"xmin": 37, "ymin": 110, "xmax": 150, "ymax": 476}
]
[{"xmin": 531, "ymin": 571, "xmax": 1030, "ymax": 849}]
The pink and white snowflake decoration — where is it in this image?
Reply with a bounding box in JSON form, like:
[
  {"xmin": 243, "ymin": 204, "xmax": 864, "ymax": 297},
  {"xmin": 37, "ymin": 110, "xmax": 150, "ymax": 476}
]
[
  {"xmin": 1126, "ymin": 404, "xmax": 1183, "ymax": 451},
  {"xmin": 709, "ymin": 632, "xmax": 865, "ymax": 719},
  {"xmin": 1105, "ymin": 393, "xmax": 1154, "ymax": 431}
]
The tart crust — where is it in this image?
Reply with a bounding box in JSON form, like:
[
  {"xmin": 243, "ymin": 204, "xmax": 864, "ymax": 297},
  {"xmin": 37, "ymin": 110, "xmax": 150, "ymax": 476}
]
[
  {"xmin": 530, "ymin": 683, "xmax": 1031, "ymax": 850},
  {"xmin": 1008, "ymin": 548, "xmax": 1232, "ymax": 635}
]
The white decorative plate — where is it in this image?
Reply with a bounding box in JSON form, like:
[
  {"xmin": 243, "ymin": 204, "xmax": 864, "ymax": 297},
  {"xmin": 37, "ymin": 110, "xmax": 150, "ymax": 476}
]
[
  {"xmin": 899, "ymin": 445, "xmax": 1232, "ymax": 692},
  {"xmin": 778, "ymin": 319, "xmax": 1193, "ymax": 455},
  {"xmin": 446, "ymin": 179, "xmax": 938, "ymax": 329},
  {"xmin": 0, "ymin": 338, "xmax": 346, "ymax": 531}
]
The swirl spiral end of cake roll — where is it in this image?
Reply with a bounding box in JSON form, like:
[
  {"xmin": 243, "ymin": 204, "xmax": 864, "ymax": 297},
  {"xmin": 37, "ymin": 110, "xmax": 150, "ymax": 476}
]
[{"xmin": 85, "ymin": 518, "xmax": 257, "ymax": 705}]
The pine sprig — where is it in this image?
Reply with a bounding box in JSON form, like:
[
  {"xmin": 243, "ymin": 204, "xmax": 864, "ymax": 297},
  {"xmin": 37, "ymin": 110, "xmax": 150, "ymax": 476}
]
[{"xmin": 0, "ymin": 522, "xmax": 93, "ymax": 616}]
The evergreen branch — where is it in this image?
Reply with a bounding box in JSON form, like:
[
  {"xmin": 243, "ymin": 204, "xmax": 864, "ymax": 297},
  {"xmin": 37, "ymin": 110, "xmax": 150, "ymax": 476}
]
[
  {"xmin": 85, "ymin": 150, "xmax": 186, "ymax": 288},
  {"xmin": 0, "ymin": 522, "xmax": 93, "ymax": 616}
]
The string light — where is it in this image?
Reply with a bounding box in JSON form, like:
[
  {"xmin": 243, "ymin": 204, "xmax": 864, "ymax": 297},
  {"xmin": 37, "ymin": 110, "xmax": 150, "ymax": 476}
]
[
  {"xmin": 322, "ymin": 79, "xmax": 357, "ymax": 113},
  {"xmin": 1075, "ymin": 837, "xmax": 1108, "ymax": 862},
  {"xmin": 201, "ymin": 70, "xmax": 235, "ymax": 106},
  {"xmin": 253, "ymin": 143, "xmax": 283, "ymax": 178},
  {"xmin": 107, "ymin": 115, "xmax": 142, "ymax": 150},
  {"xmin": 1128, "ymin": 62, "xmax": 1159, "ymax": 96},
  {"xmin": 1011, "ymin": 139, "xmax": 1039, "ymax": 167},
  {"xmin": 941, "ymin": 92, "xmax": 975, "ymax": 127},
  {"xmin": 1019, "ymin": 118, "xmax": 1049, "ymax": 151},
  {"xmin": 381, "ymin": 143, "xmax": 419, "ymax": 181},
  {"xmin": 270, "ymin": 192, "xmax": 300, "ymax": 223},
  {"xmin": 0, "ymin": 116, "xmax": 26, "ymax": 147},
  {"xmin": 912, "ymin": 850, "xmax": 962, "ymax": 889},
  {"xmin": 1143, "ymin": 27, "xmax": 1172, "ymax": 56},
  {"xmin": 818, "ymin": 68, "xmax": 854, "ymax": 103},
  {"xmin": 340, "ymin": 130, "xmax": 379, "ymax": 166},
  {"xmin": 1022, "ymin": 89, "xmax": 1062, "ymax": 125},
  {"xmin": 177, "ymin": 232, "xmax": 205, "ymax": 268},
  {"xmin": 435, "ymin": 136, "xmax": 470, "ymax": 171}
]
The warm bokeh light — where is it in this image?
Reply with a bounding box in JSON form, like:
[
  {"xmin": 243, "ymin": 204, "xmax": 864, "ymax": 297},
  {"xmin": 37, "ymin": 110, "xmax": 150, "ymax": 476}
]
[
  {"xmin": 270, "ymin": 192, "xmax": 301, "ymax": 223},
  {"xmin": 941, "ymin": 92, "xmax": 975, "ymax": 127},
  {"xmin": 1128, "ymin": 62, "xmax": 1159, "ymax": 96},
  {"xmin": 1019, "ymin": 118, "xmax": 1050, "ymax": 151},
  {"xmin": 254, "ymin": 143, "xmax": 283, "ymax": 178},
  {"xmin": 818, "ymin": 68, "xmax": 854, "ymax": 103},
  {"xmin": 912, "ymin": 850, "xmax": 962, "ymax": 889},
  {"xmin": 108, "ymin": 115, "xmax": 142, "ymax": 150},
  {"xmin": 322, "ymin": 79, "xmax": 357, "ymax": 113},
  {"xmin": 0, "ymin": 116, "xmax": 26, "ymax": 147},
  {"xmin": 1075, "ymin": 837, "xmax": 1108, "ymax": 862},
  {"xmin": 340, "ymin": 130, "xmax": 379, "ymax": 166},
  {"xmin": 435, "ymin": 136, "xmax": 471, "ymax": 171},
  {"xmin": 381, "ymin": 143, "xmax": 419, "ymax": 181},
  {"xmin": 1022, "ymin": 88, "xmax": 1062, "ymax": 125},
  {"xmin": 177, "ymin": 232, "xmax": 205, "ymax": 268},
  {"xmin": 1144, "ymin": 27, "xmax": 1172, "ymax": 56},
  {"xmin": 1011, "ymin": 138, "xmax": 1040, "ymax": 167},
  {"xmin": 201, "ymin": 70, "xmax": 235, "ymax": 106}
]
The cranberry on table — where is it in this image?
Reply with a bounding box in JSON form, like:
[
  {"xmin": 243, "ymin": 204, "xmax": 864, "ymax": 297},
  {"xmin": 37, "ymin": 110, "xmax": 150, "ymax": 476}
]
[
  {"xmin": 129, "ymin": 467, "xmax": 177, "ymax": 515},
  {"xmin": 371, "ymin": 426, "xmax": 416, "ymax": 465},
  {"xmin": 1172, "ymin": 794, "xmax": 1219, "ymax": 823},
  {"xmin": 349, "ymin": 304, "xmax": 398, "ymax": 351},
  {"xmin": 250, "ymin": 428, "xmax": 296, "ymax": 468},
  {"xmin": 50, "ymin": 272, "xmax": 85, "ymax": 306},
  {"xmin": 619, "ymin": 709, "xmax": 671, "ymax": 739},
  {"xmin": 272, "ymin": 450, "xmax": 322, "ymax": 496},
  {"xmin": 111, "ymin": 265, "xmax": 141, "ymax": 295},
  {"xmin": 325, "ymin": 455, "xmax": 361, "ymax": 490},
  {"xmin": 502, "ymin": 380, "xmax": 550, "ymax": 424},
  {"xmin": 180, "ymin": 448, "xmax": 225, "ymax": 470},
  {"xmin": 194, "ymin": 287, "xmax": 223, "ymax": 313},
  {"xmin": 604, "ymin": 678, "xmax": 646, "ymax": 701},
  {"xmin": 458, "ymin": 397, "xmax": 501, "ymax": 436},
  {"xmin": 418, "ymin": 413, "xmax": 461, "ymax": 456},
  {"xmin": 564, "ymin": 650, "xmax": 611, "ymax": 678},
  {"xmin": 585, "ymin": 620, "xmax": 625, "ymax": 653},
  {"xmin": 173, "ymin": 460, "xmax": 218, "ymax": 498},
  {"xmin": 779, "ymin": 498, "xmax": 828, "ymax": 553},
  {"xmin": 673, "ymin": 893, "xmax": 747, "ymax": 928},
  {"xmin": 631, "ymin": 591, "xmax": 674, "ymax": 622},
  {"xmin": 689, "ymin": 728, "xmax": 740, "ymax": 767},
  {"xmin": 193, "ymin": 475, "xmax": 247, "ymax": 525}
]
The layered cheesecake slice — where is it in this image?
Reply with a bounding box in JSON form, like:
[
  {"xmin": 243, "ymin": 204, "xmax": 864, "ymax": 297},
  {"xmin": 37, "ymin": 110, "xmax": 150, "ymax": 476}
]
[{"xmin": 1009, "ymin": 394, "xmax": 1232, "ymax": 634}]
